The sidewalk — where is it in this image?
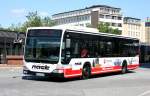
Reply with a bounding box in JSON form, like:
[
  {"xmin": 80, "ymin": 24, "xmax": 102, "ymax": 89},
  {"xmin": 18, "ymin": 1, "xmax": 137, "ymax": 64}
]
[{"xmin": 0, "ymin": 64, "xmax": 22, "ymax": 68}]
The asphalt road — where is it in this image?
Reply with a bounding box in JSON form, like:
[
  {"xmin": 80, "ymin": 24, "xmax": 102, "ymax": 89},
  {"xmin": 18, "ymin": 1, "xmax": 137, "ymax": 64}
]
[{"xmin": 0, "ymin": 66, "xmax": 150, "ymax": 96}]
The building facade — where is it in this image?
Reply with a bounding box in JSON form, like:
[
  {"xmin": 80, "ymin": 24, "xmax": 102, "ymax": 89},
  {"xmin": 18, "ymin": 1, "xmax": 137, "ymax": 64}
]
[
  {"xmin": 122, "ymin": 17, "xmax": 150, "ymax": 45},
  {"xmin": 142, "ymin": 18, "xmax": 150, "ymax": 62},
  {"xmin": 52, "ymin": 5, "xmax": 123, "ymax": 31},
  {"xmin": 0, "ymin": 30, "xmax": 25, "ymax": 64},
  {"xmin": 122, "ymin": 17, "xmax": 146, "ymax": 43},
  {"xmin": 145, "ymin": 18, "xmax": 150, "ymax": 45}
]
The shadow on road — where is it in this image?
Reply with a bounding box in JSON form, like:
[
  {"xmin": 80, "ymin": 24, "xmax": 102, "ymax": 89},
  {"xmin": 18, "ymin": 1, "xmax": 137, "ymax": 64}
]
[
  {"xmin": 91, "ymin": 71, "xmax": 135, "ymax": 79},
  {"xmin": 22, "ymin": 71, "xmax": 135, "ymax": 83}
]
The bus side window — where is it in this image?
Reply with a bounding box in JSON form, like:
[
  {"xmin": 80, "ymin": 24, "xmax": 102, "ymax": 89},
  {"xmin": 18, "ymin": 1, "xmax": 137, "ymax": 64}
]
[
  {"xmin": 66, "ymin": 39, "xmax": 71, "ymax": 48},
  {"xmin": 73, "ymin": 42, "xmax": 79, "ymax": 58},
  {"xmin": 61, "ymin": 34, "xmax": 71, "ymax": 64},
  {"xmin": 80, "ymin": 47, "xmax": 89, "ymax": 58}
]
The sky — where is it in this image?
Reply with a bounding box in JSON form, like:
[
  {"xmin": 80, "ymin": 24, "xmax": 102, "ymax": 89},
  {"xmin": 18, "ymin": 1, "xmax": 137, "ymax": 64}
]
[{"xmin": 0, "ymin": 0, "xmax": 150, "ymax": 28}]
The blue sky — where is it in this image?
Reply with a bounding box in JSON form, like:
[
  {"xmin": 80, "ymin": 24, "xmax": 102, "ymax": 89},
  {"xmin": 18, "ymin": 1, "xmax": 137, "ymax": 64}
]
[{"xmin": 0, "ymin": 0, "xmax": 149, "ymax": 27}]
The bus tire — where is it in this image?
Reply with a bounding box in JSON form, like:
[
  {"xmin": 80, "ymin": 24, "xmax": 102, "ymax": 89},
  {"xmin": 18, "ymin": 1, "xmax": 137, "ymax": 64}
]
[
  {"xmin": 81, "ymin": 64, "xmax": 91, "ymax": 80},
  {"xmin": 121, "ymin": 61, "xmax": 128, "ymax": 74}
]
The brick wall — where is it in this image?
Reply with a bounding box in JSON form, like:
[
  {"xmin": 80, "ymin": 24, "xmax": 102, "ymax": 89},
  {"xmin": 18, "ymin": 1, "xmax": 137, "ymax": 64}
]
[{"xmin": 6, "ymin": 55, "xmax": 23, "ymax": 65}]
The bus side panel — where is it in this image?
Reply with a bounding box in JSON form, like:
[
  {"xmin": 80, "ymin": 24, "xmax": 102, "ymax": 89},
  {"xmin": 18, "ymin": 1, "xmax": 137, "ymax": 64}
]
[
  {"xmin": 64, "ymin": 68, "xmax": 82, "ymax": 78},
  {"xmin": 127, "ymin": 57, "xmax": 139, "ymax": 70},
  {"xmin": 91, "ymin": 58, "xmax": 122, "ymax": 75},
  {"xmin": 63, "ymin": 57, "xmax": 139, "ymax": 78},
  {"xmin": 63, "ymin": 58, "xmax": 93, "ymax": 78}
]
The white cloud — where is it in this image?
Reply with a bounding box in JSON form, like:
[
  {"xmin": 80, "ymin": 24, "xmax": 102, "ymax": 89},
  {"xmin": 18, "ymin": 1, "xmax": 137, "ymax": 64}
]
[
  {"xmin": 39, "ymin": 11, "xmax": 49, "ymax": 17},
  {"xmin": 11, "ymin": 8, "xmax": 26, "ymax": 17}
]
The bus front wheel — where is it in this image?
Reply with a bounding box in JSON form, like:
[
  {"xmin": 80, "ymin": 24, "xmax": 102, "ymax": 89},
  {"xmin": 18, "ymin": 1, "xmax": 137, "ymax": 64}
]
[{"xmin": 81, "ymin": 65, "xmax": 91, "ymax": 79}]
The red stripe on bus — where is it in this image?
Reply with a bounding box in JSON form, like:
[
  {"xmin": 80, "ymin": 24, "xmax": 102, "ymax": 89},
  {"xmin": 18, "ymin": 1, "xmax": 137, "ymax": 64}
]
[
  {"xmin": 127, "ymin": 64, "xmax": 139, "ymax": 70},
  {"xmin": 91, "ymin": 66, "xmax": 122, "ymax": 75},
  {"xmin": 64, "ymin": 64, "xmax": 139, "ymax": 78},
  {"xmin": 113, "ymin": 66, "xmax": 122, "ymax": 70},
  {"xmin": 91, "ymin": 67, "xmax": 103, "ymax": 72},
  {"xmin": 64, "ymin": 68, "xmax": 82, "ymax": 78}
]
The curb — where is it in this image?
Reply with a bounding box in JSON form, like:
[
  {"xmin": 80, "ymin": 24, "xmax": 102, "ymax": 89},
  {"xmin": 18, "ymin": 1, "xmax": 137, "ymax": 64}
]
[{"xmin": 0, "ymin": 64, "xmax": 22, "ymax": 68}]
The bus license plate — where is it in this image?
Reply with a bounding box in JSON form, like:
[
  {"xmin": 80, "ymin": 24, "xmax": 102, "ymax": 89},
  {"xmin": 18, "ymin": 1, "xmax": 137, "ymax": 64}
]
[{"xmin": 36, "ymin": 73, "xmax": 45, "ymax": 76}]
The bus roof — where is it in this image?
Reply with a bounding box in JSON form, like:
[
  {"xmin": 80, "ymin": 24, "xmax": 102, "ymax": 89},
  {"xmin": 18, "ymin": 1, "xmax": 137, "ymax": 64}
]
[
  {"xmin": 28, "ymin": 25, "xmax": 139, "ymax": 41},
  {"xmin": 27, "ymin": 25, "xmax": 99, "ymax": 33}
]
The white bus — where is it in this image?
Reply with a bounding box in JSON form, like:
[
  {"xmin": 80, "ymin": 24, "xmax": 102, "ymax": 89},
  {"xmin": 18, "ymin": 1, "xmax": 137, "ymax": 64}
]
[{"xmin": 23, "ymin": 26, "xmax": 139, "ymax": 79}]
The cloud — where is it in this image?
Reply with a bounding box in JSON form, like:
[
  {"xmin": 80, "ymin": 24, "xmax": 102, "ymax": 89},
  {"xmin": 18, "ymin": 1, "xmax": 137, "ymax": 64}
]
[{"xmin": 11, "ymin": 8, "xmax": 26, "ymax": 17}]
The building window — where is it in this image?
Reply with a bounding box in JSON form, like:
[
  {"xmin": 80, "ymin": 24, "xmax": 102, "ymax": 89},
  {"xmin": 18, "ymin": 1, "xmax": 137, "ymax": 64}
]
[
  {"xmin": 118, "ymin": 23, "xmax": 122, "ymax": 27},
  {"xmin": 86, "ymin": 15, "xmax": 90, "ymax": 20},
  {"xmin": 82, "ymin": 16, "xmax": 85, "ymax": 21},
  {"xmin": 136, "ymin": 32, "xmax": 139, "ymax": 36},
  {"xmin": 99, "ymin": 14, "xmax": 104, "ymax": 18},
  {"xmin": 112, "ymin": 16, "xmax": 116, "ymax": 20},
  {"xmin": 106, "ymin": 8, "xmax": 110, "ymax": 13},
  {"xmin": 100, "ymin": 8, "xmax": 103, "ymax": 11},
  {"xmin": 106, "ymin": 15, "xmax": 111, "ymax": 19},
  {"xmin": 112, "ymin": 23, "xmax": 116, "ymax": 26},
  {"xmin": 128, "ymin": 31, "xmax": 130, "ymax": 36},
  {"xmin": 116, "ymin": 10, "xmax": 119, "ymax": 13},
  {"xmin": 78, "ymin": 16, "xmax": 82, "ymax": 21},
  {"xmin": 80, "ymin": 24, "xmax": 84, "ymax": 26},
  {"xmin": 118, "ymin": 17, "xmax": 122, "ymax": 20}
]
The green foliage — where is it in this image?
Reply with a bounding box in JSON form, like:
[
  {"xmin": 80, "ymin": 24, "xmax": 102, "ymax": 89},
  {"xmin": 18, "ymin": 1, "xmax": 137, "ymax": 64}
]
[
  {"xmin": 25, "ymin": 11, "xmax": 42, "ymax": 27},
  {"xmin": 42, "ymin": 16, "xmax": 56, "ymax": 26},
  {"xmin": 2, "ymin": 11, "xmax": 56, "ymax": 32},
  {"xmin": 0, "ymin": 24, "xmax": 4, "ymax": 30},
  {"xmin": 86, "ymin": 23, "xmax": 92, "ymax": 28},
  {"xmin": 97, "ymin": 22, "xmax": 121, "ymax": 35},
  {"xmin": 7, "ymin": 23, "xmax": 22, "ymax": 32},
  {"xmin": 98, "ymin": 22, "xmax": 109, "ymax": 33},
  {"xmin": 112, "ymin": 28, "xmax": 122, "ymax": 35}
]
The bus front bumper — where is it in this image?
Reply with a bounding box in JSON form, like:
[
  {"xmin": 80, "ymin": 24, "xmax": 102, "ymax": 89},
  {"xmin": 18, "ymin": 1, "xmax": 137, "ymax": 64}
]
[{"xmin": 23, "ymin": 70, "xmax": 64, "ymax": 78}]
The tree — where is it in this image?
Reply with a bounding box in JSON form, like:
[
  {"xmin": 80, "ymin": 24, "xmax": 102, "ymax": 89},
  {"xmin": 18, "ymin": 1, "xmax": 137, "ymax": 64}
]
[
  {"xmin": 86, "ymin": 23, "xmax": 92, "ymax": 28},
  {"xmin": 112, "ymin": 28, "xmax": 122, "ymax": 35},
  {"xmin": 42, "ymin": 16, "xmax": 56, "ymax": 26},
  {"xmin": 0, "ymin": 24, "xmax": 4, "ymax": 30},
  {"xmin": 97, "ymin": 22, "xmax": 121, "ymax": 35},
  {"xmin": 25, "ymin": 11, "xmax": 42, "ymax": 27},
  {"xmin": 18, "ymin": 11, "xmax": 43, "ymax": 32},
  {"xmin": 7, "ymin": 11, "xmax": 56, "ymax": 32},
  {"xmin": 7, "ymin": 23, "xmax": 22, "ymax": 32},
  {"xmin": 98, "ymin": 22, "xmax": 110, "ymax": 33}
]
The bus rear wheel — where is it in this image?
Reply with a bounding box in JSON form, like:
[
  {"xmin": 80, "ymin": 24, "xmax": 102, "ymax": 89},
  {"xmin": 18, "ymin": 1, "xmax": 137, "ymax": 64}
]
[
  {"xmin": 121, "ymin": 64, "xmax": 128, "ymax": 74},
  {"xmin": 81, "ymin": 65, "xmax": 91, "ymax": 79}
]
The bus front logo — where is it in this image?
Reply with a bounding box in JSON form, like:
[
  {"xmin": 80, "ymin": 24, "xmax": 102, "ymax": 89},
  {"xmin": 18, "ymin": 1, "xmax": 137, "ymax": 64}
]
[{"xmin": 32, "ymin": 65, "xmax": 50, "ymax": 70}]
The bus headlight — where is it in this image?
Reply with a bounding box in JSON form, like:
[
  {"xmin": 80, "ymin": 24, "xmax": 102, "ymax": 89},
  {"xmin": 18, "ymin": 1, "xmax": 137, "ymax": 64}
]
[
  {"xmin": 52, "ymin": 69, "xmax": 64, "ymax": 73},
  {"xmin": 23, "ymin": 66, "xmax": 29, "ymax": 70},
  {"xmin": 23, "ymin": 66, "xmax": 29, "ymax": 74}
]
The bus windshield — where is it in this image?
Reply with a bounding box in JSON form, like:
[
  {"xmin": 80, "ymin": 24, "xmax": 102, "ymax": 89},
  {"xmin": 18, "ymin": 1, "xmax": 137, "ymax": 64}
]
[{"xmin": 24, "ymin": 29, "xmax": 62, "ymax": 64}]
